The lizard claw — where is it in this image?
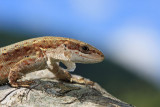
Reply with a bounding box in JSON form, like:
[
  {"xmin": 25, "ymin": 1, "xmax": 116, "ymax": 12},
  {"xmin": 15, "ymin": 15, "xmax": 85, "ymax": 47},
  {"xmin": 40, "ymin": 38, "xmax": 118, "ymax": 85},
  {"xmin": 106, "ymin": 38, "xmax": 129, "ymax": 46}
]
[{"xmin": 10, "ymin": 80, "xmax": 35, "ymax": 88}]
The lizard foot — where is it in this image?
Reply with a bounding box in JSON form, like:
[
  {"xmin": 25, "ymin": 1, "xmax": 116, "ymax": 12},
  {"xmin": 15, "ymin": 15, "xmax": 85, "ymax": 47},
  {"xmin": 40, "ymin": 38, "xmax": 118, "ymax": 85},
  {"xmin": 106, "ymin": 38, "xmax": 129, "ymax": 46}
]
[
  {"xmin": 70, "ymin": 75, "xmax": 94, "ymax": 86},
  {"xmin": 10, "ymin": 80, "xmax": 35, "ymax": 88}
]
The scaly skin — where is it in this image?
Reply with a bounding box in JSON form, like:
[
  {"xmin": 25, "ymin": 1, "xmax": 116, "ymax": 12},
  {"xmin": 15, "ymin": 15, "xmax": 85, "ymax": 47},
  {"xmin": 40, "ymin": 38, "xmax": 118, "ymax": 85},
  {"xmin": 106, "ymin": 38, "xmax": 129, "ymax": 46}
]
[{"xmin": 0, "ymin": 36, "xmax": 104, "ymax": 87}]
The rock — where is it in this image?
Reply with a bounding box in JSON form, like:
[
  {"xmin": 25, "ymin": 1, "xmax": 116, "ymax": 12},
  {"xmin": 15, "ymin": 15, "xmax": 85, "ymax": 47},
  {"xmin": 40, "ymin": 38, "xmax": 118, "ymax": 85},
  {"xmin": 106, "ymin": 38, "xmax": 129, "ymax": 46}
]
[{"xmin": 0, "ymin": 74, "xmax": 134, "ymax": 107}]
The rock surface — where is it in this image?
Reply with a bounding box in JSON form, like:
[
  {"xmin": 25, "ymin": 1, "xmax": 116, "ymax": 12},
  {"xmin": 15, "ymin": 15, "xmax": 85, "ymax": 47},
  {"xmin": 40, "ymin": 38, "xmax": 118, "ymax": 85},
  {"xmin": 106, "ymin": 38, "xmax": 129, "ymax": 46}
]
[{"xmin": 0, "ymin": 75, "xmax": 134, "ymax": 107}]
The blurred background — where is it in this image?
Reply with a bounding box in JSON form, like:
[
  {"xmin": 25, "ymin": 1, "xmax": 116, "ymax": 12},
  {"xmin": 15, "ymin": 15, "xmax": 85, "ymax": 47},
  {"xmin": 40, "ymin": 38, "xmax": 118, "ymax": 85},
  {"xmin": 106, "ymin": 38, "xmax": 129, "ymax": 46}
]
[{"xmin": 0, "ymin": 1, "xmax": 160, "ymax": 106}]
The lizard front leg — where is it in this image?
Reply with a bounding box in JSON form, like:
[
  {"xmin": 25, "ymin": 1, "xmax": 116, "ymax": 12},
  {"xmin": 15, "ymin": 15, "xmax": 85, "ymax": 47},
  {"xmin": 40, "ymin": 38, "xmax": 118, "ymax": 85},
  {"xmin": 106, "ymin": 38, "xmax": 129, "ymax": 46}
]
[
  {"xmin": 47, "ymin": 58, "xmax": 94, "ymax": 85},
  {"xmin": 8, "ymin": 57, "xmax": 46, "ymax": 87}
]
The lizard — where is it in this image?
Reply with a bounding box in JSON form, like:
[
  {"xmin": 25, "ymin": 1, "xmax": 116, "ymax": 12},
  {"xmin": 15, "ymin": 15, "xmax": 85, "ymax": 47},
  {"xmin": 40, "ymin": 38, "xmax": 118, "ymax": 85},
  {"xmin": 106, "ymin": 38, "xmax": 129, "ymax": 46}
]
[{"xmin": 0, "ymin": 36, "xmax": 104, "ymax": 87}]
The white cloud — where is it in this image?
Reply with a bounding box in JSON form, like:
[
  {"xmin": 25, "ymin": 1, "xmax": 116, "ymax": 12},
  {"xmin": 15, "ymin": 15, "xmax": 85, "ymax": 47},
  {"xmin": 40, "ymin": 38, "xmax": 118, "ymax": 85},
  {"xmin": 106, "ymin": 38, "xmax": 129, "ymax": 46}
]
[{"xmin": 105, "ymin": 21, "xmax": 160, "ymax": 86}]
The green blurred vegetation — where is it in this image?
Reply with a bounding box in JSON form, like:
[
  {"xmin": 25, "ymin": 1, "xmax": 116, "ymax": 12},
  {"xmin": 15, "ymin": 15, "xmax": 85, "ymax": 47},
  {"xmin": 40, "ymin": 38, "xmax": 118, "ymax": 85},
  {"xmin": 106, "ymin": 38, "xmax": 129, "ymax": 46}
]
[
  {"xmin": 0, "ymin": 31, "xmax": 30, "ymax": 46},
  {"xmin": 0, "ymin": 31, "xmax": 160, "ymax": 107},
  {"xmin": 76, "ymin": 61, "xmax": 160, "ymax": 107}
]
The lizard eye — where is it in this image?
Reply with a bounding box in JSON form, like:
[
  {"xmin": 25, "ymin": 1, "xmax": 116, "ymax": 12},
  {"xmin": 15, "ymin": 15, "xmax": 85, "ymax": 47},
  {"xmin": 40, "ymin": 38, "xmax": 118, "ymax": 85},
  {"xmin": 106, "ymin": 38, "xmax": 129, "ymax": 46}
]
[{"xmin": 81, "ymin": 46, "xmax": 89, "ymax": 51}]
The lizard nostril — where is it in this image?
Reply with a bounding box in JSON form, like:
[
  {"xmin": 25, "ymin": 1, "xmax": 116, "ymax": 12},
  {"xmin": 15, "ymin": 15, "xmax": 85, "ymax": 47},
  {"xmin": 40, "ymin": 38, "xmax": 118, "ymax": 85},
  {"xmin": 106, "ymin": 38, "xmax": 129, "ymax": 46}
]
[{"xmin": 101, "ymin": 54, "xmax": 104, "ymax": 57}]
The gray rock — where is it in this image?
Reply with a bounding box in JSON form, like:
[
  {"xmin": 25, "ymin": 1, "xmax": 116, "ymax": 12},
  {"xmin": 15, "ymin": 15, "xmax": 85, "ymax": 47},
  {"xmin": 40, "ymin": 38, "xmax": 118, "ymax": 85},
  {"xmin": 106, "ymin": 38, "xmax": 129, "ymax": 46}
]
[{"xmin": 0, "ymin": 74, "xmax": 134, "ymax": 107}]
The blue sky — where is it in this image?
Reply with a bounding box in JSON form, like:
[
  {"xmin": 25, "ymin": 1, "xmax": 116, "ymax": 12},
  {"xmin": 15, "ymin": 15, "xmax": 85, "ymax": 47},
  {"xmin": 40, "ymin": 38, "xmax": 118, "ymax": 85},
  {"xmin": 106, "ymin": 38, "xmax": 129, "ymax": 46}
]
[
  {"xmin": 0, "ymin": 0, "xmax": 160, "ymax": 86},
  {"xmin": 0, "ymin": 1, "xmax": 160, "ymax": 37}
]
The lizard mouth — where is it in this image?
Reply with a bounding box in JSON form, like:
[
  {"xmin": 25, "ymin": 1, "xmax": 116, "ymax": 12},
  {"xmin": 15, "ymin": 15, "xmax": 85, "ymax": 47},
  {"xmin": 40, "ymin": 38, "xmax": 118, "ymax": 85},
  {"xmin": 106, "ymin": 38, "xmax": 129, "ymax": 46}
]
[
  {"xmin": 92, "ymin": 56, "xmax": 104, "ymax": 63},
  {"xmin": 79, "ymin": 53, "xmax": 104, "ymax": 63}
]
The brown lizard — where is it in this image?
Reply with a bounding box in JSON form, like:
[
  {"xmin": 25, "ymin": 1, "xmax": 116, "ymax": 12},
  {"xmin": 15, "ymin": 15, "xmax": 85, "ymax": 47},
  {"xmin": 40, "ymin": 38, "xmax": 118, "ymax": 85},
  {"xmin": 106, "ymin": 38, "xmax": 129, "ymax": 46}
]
[{"xmin": 0, "ymin": 36, "xmax": 104, "ymax": 87}]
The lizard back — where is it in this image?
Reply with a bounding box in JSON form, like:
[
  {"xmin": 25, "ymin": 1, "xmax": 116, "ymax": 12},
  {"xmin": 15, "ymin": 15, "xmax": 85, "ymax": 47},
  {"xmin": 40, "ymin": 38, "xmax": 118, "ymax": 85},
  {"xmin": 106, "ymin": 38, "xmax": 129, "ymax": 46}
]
[{"xmin": 0, "ymin": 36, "xmax": 83, "ymax": 84}]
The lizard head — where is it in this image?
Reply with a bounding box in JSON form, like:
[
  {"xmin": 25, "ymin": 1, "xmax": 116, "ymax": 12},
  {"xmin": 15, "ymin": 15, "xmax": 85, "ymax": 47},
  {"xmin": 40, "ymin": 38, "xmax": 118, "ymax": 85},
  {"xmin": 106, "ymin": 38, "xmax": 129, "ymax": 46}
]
[
  {"xmin": 44, "ymin": 37, "xmax": 104, "ymax": 64},
  {"xmin": 63, "ymin": 38, "xmax": 105, "ymax": 63}
]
